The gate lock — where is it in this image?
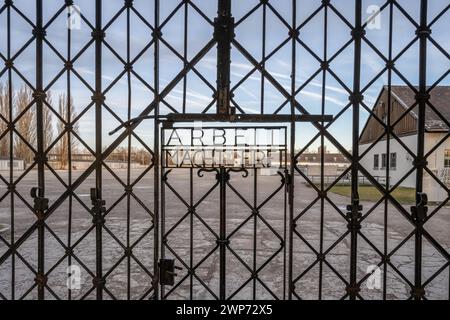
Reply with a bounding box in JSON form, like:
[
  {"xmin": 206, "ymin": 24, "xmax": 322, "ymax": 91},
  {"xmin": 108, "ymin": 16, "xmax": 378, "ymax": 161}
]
[{"xmin": 159, "ymin": 259, "xmax": 182, "ymax": 286}]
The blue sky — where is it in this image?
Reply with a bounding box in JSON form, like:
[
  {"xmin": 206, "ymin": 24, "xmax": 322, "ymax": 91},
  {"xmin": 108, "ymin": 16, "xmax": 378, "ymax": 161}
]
[{"xmin": 0, "ymin": 0, "xmax": 449, "ymax": 153}]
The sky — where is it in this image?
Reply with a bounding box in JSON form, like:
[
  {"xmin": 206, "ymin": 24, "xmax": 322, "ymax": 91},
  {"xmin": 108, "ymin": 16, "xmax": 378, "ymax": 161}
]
[{"xmin": 0, "ymin": 0, "xmax": 449, "ymax": 154}]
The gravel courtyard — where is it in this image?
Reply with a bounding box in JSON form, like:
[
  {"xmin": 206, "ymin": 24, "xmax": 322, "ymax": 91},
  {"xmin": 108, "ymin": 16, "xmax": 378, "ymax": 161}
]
[{"xmin": 0, "ymin": 169, "xmax": 449, "ymax": 300}]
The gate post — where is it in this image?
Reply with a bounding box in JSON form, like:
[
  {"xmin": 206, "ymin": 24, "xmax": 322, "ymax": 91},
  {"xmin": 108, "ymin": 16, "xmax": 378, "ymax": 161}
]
[
  {"xmin": 34, "ymin": 0, "xmax": 46, "ymax": 300},
  {"xmin": 93, "ymin": 0, "xmax": 104, "ymax": 300},
  {"xmin": 217, "ymin": 167, "xmax": 230, "ymax": 300},
  {"xmin": 347, "ymin": 0, "xmax": 364, "ymax": 300},
  {"xmin": 411, "ymin": 0, "xmax": 429, "ymax": 301},
  {"xmin": 215, "ymin": 0, "xmax": 234, "ymax": 115}
]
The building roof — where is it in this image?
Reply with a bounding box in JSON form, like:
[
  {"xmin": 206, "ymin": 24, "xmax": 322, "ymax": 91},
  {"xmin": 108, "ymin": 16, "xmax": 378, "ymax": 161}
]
[{"xmin": 389, "ymin": 85, "xmax": 450, "ymax": 131}]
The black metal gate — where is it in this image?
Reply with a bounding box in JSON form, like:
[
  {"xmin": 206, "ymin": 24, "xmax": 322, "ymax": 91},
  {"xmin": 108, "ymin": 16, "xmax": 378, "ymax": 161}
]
[{"xmin": 0, "ymin": 0, "xmax": 449, "ymax": 300}]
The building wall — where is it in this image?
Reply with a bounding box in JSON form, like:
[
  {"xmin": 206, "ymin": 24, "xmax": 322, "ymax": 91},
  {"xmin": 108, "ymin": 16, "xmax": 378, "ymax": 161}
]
[
  {"xmin": 360, "ymin": 133, "xmax": 450, "ymax": 202},
  {"xmin": 0, "ymin": 159, "xmax": 25, "ymax": 171},
  {"xmin": 359, "ymin": 134, "xmax": 417, "ymax": 189}
]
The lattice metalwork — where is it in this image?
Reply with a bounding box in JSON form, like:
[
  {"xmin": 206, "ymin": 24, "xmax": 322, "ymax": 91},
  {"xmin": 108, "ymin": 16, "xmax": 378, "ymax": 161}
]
[{"xmin": 0, "ymin": 0, "xmax": 449, "ymax": 300}]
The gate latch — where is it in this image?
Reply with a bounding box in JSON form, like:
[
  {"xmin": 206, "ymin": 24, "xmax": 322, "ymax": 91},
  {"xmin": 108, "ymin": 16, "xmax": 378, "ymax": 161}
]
[{"xmin": 159, "ymin": 259, "xmax": 182, "ymax": 286}]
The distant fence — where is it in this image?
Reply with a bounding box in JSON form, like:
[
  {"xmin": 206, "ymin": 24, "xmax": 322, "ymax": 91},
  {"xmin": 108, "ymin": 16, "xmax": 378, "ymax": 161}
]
[{"xmin": 306, "ymin": 174, "xmax": 388, "ymax": 186}]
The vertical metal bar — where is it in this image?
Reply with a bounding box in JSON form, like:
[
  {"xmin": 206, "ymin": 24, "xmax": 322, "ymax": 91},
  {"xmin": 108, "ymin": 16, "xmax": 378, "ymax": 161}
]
[
  {"xmin": 66, "ymin": 1, "xmax": 74, "ymax": 301},
  {"xmin": 383, "ymin": 1, "xmax": 394, "ymax": 300},
  {"xmin": 189, "ymin": 130, "xmax": 194, "ymax": 299},
  {"xmin": 216, "ymin": 0, "xmax": 232, "ymax": 115},
  {"xmin": 252, "ymin": 166, "xmax": 257, "ymax": 299},
  {"xmin": 219, "ymin": 167, "xmax": 227, "ymax": 300},
  {"xmin": 126, "ymin": 2, "xmax": 132, "ymax": 301},
  {"xmin": 35, "ymin": 0, "xmax": 46, "ymax": 301},
  {"xmin": 182, "ymin": 0, "xmax": 188, "ymax": 114},
  {"xmin": 94, "ymin": 0, "xmax": 103, "ymax": 300},
  {"xmin": 153, "ymin": 0, "xmax": 160, "ymax": 301},
  {"xmin": 287, "ymin": 0, "xmax": 296, "ymax": 301},
  {"xmin": 6, "ymin": 1, "xmax": 15, "ymax": 301},
  {"xmin": 260, "ymin": 2, "xmax": 266, "ymax": 115},
  {"xmin": 413, "ymin": 0, "xmax": 429, "ymax": 301},
  {"xmin": 348, "ymin": 0, "xmax": 363, "ymax": 300},
  {"xmin": 318, "ymin": 1, "xmax": 329, "ymax": 300}
]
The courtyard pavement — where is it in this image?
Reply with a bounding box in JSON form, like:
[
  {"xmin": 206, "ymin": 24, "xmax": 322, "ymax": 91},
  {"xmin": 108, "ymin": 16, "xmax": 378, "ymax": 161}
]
[{"xmin": 0, "ymin": 169, "xmax": 449, "ymax": 300}]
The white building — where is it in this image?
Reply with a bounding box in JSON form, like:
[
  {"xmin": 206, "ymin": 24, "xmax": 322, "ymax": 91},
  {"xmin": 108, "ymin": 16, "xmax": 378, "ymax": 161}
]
[
  {"xmin": 359, "ymin": 86, "xmax": 450, "ymax": 202},
  {"xmin": 0, "ymin": 157, "xmax": 25, "ymax": 171}
]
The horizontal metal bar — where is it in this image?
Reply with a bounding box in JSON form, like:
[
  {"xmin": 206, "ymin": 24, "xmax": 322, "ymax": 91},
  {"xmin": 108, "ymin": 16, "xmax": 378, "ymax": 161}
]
[
  {"xmin": 165, "ymin": 113, "xmax": 332, "ymax": 123},
  {"xmin": 109, "ymin": 113, "xmax": 332, "ymax": 135}
]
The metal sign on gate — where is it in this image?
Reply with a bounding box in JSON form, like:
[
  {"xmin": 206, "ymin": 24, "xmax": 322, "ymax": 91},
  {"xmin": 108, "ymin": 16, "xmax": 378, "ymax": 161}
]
[{"xmin": 162, "ymin": 126, "xmax": 287, "ymax": 169}]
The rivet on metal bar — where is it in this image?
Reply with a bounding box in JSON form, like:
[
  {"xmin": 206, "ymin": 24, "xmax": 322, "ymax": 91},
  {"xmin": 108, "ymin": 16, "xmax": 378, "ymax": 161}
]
[
  {"xmin": 92, "ymin": 277, "xmax": 106, "ymax": 288},
  {"xmin": 410, "ymin": 286, "xmax": 426, "ymax": 299},
  {"xmin": 151, "ymin": 28, "xmax": 162, "ymax": 39},
  {"xmin": 415, "ymin": 92, "xmax": 430, "ymax": 103},
  {"xmin": 413, "ymin": 158, "xmax": 428, "ymax": 169},
  {"xmin": 385, "ymin": 60, "xmax": 395, "ymax": 69},
  {"xmin": 91, "ymin": 92, "xmax": 105, "ymax": 104},
  {"xmin": 33, "ymin": 90, "xmax": 47, "ymax": 102},
  {"xmin": 350, "ymin": 27, "xmax": 366, "ymax": 39},
  {"xmin": 124, "ymin": 247, "xmax": 133, "ymax": 257},
  {"xmin": 345, "ymin": 285, "xmax": 361, "ymax": 295},
  {"xmin": 4, "ymin": 59, "xmax": 13, "ymax": 69},
  {"xmin": 124, "ymin": 0, "xmax": 133, "ymax": 8},
  {"xmin": 317, "ymin": 253, "xmax": 326, "ymax": 262},
  {"xmin": 348, "ymin": 93, "xmax": 364, "ymax": 104},
  {"xmin": 124, "ymin": 63, "xmax": 133, "ymax": 72},
  {"xmin": 216, "ymin": 238, "xmax": 230, "ymax": 246},
  {"xmin": 318, "ymin": 190, "xmax": 327, "ymax": 198},
  {"xmin": 32, "ymin": 27, "xmax": 47, "ymax": 39},
  {"xmin": 91, "ymin": 29, "xmax": 105, "ymax": 41},
  {"xmin": 124, "ymin": 185, "xmax": 133, "ymax": 194},
  {"xmin": 33, "ymin": 153, "xmax": 48, "ymax": 165},
  {"xmin": 64, "ymin": 61, "xmax": 73, "ymax": 70},
  {"xmin": 288, "ymin": 28, "xmax": 299, "ymax": 38},
  {"xmin": 415, "ymin": 26, "xmax": 431, "ymax": 37},
  {"xmin": 34, "ymin": 273, "xmax": 48, "ymax": 288}
]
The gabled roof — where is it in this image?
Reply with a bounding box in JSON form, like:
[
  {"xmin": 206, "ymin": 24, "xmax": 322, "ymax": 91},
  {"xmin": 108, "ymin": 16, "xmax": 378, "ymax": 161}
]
[
  {"xmin": 390, "ymin": 85, "xmax": 450, "ymax": 131},
  {"xmin": 360, "ymin": 85, "xmax": 450, "ymax": 138}
]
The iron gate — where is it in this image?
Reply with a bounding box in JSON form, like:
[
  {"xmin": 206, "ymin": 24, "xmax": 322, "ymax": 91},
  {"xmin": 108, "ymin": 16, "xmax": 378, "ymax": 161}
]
[{"xmin": 0, "ymin": 0, "xmax": 449, "ymax": 300}]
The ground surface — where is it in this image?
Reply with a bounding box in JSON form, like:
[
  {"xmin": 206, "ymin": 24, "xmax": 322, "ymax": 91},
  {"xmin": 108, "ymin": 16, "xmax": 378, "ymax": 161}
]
[{"xmin": 0, "ymin": 169, "xmax": 449, "ymax": 300}]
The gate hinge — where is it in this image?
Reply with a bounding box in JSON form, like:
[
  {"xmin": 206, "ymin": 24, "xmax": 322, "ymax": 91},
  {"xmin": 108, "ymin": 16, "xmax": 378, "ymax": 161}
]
[
  {"xmin": 159, "ymin": 259, "xmax": 182, "ymax": 286},
  {"xmin": 411, "ymin": 192, "xmax": 428, "ymax": 224},
  {"xmin": 31, "ymin": 187, "xmax": 48, "ymax": 220},
  {"xmin": 90, "ymin": 188, "xmax": 106, "ymax": 222}
]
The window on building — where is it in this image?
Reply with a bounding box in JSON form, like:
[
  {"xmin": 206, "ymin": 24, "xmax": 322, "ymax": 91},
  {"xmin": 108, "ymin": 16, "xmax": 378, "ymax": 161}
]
[
  {"xmin": 390, "ymin": 153, "xmax": 397, "ymax": 170},
  {"xmin": 381, "ymin": 153, "xmax": 387, "ymax": 169},
  {"xmin": 374, "ymin": 154, "xmax": 379, "ymax": 170},
  {"xmin": 444, "ymin": 150, "xmax": 450, "ymax": 168}
]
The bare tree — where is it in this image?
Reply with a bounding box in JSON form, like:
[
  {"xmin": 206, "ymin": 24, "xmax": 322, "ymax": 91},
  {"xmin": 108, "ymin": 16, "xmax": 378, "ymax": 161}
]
[
  {"xmin": 14, "ymin": 85, "xmax": 36, "ymax": 164},
  {"xmin": 56, "ymin": 94, "xmax": 79, "ymax": 169},
  {"xmin": 0, "ymin": 83, "xmax": 12, "ymax": 157}
]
